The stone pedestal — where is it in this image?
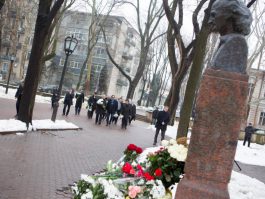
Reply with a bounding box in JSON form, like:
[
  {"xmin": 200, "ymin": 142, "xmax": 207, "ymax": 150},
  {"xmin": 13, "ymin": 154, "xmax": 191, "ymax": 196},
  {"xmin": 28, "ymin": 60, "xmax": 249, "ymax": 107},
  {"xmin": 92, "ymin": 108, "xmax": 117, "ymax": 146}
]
[{"xmin": 175, "ymin": 68, "xmax": 248, "ymax": 199}]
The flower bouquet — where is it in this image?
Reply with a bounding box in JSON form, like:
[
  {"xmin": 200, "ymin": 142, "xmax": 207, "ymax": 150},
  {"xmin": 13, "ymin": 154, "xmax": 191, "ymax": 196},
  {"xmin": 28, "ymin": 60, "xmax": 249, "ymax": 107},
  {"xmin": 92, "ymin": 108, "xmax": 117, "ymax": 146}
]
[{"xmin": 73, "ymin": 139, "xmax": 188, "ymax": 199}]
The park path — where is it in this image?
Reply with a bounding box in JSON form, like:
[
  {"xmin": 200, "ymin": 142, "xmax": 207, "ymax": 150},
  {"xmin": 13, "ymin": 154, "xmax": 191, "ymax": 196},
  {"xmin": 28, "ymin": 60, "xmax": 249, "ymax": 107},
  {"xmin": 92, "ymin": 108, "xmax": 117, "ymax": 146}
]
[{"xmin": 0, "ymin": 98, "xmax": 264, "ymax": 199}]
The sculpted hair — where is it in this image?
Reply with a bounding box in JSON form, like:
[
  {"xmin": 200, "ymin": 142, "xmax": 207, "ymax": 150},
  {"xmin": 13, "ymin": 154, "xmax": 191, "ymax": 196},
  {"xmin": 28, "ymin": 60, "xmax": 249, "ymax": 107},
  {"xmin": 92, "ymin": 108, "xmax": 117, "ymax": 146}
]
[{"xmin": 212, "ymin": 0, "xmax": 252, "ymax": 35}]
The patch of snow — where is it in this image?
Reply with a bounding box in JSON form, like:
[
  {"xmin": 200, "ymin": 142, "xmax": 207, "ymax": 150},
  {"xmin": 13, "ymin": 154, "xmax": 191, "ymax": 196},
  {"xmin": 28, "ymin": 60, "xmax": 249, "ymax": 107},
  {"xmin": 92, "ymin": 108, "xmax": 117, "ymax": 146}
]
[
  {"xmin": 0, "ymin": 119, "xmax": 27, "ymax": 132},
  {"xmin": 0, "ymin": 119, "xmax": 79, "ymax": 132},
  {"xmin": 235, "ymin": 141, "xmax": 265, "ymax": 167},
  {"xmin": 16, "ymin": 133, "xmax": 25, "ymax": 136},
  {"xmin": 0, "ymin": 86, "xmax": 51, "ymax": 104},
  {"xmin": 229, "ymin": 171, "xmax": 265, "ymax": 199},
  {"xmin": 32, "ymin": 119, "xmax": 79, "ymax": 130}
]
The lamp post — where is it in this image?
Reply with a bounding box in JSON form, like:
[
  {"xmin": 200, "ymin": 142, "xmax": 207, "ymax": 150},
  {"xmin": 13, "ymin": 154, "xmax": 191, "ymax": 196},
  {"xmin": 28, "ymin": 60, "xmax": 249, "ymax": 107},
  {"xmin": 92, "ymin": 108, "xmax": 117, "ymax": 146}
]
[
  {"xmin": 51, "ymin": 35, "xmax": 78, "ymax": 122},
  {"xmin": 5, "ymin": 55, "xmax": 15, "ymax": 94}
]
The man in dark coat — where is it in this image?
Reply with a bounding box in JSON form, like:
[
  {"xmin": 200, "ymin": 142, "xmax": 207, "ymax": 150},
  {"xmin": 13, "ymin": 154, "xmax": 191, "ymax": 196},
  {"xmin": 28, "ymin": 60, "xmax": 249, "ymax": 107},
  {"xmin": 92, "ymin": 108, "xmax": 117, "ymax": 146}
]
[
  {"xmin": 106, "ymin": 95, "xmax": 118, "ymax": 126},
  {"xmin": 62, "ymin": 89, "xmax": 74, "ymax": 116},
  {"xmin": 95, "ymin": 95, "xmax": 106, "ymax": 125},
  {"xmin": 121, "ymin": 99, "xmax": 131, "ymax": 129},
  {"xmin": 87, "ymin": 92, "xmax": 97, "ymax": 119},
  {"xmin": 51, "ymin": 88, "xmax": 58, "ymax": 109},
  {"xmin": 151, "ymin": 107, "xmax": 159, "ymax": 125},
  {"xmin": 15, "ymin": 81, "xmax": 24, "ymax": 117},
  {"xmin": 243, "ymin": 123, "xmax": 259, "ymax": 147},
  {"xmin": 129, "ymin": 103, "xmax": 136, "ymax": 125},
  {"xmin": 153, "ymin": 106, "xmax": 170, "ymax": 146},
  {"xmin": 75, "ymin": 91, "xmax": 85, "ymax": 115}
]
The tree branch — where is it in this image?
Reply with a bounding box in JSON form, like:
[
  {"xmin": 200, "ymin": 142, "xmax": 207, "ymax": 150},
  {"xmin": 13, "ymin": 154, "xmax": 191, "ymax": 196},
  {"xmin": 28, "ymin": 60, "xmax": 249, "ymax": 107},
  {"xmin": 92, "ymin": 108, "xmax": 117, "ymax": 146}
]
[
  {"xmin": 48, "ymin": 0, "xmax": 64, "ymax": 24},
  {"xmin": 192, "ymin": 0, "xmax": 208, "ymax": 35},
  {"xmin": 247, "ymin": 0, "xmax": 257, "ymax": 8},
  {"xmin": 101, "ymin": 26, "xmax": 132, "ymax": 83}
]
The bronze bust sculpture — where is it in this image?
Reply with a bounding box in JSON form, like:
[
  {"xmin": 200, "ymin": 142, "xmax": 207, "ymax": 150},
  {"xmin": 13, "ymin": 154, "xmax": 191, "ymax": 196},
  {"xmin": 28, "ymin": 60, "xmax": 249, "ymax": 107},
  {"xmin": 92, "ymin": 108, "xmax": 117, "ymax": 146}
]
[{"xmin": 209, "ymin": 0, "xmax": 252, "ymax": 74}]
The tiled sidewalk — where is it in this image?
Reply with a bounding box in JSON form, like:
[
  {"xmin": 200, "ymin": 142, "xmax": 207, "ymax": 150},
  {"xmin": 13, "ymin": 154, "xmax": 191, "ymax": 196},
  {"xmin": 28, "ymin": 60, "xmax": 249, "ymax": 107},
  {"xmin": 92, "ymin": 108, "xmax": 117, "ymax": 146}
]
[{"xmin": 0, "ymin": 98, "xmax": 264, "ymax": 199}]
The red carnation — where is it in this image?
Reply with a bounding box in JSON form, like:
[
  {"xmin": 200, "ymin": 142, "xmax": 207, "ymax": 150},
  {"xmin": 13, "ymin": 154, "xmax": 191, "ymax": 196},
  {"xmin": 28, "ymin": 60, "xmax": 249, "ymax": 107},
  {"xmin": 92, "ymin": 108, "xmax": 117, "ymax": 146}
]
[
  {"xmin": 122, "ymin": 162, "xmax": 133, "ymax": 174},
  {"xmin": 127, "ymin": 144, "xmax": 137, "ymax": 151},
  {"xmin": 135, "ymin": 147, "xmax": 143, "ymax": 154},
  {"xmin": 154, "ymin": 168, "xmax": 162, "ymax": 177},
  {"xmin": 144, "ymin": 172, "xmax": 154, "ymax": 181}
]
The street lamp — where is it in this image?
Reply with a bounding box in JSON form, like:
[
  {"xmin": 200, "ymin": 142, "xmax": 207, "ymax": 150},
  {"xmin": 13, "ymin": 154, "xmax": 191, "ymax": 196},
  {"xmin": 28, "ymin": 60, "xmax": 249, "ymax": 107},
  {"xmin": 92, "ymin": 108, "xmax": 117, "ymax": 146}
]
[
  {"xmin": 5, "ymin": 55, "xmax": 15, "ymax": 94},
  {"xmin": 51, "ymin": 35, "xmax": 78, "ymax": 122}
]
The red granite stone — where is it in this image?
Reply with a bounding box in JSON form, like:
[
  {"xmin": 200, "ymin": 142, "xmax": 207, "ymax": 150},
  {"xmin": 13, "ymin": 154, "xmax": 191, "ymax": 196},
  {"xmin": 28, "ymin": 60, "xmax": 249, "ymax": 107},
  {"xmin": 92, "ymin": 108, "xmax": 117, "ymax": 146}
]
[{"xmin": 175, "ymin": 68, "xmax": 249, "ymax": 199}]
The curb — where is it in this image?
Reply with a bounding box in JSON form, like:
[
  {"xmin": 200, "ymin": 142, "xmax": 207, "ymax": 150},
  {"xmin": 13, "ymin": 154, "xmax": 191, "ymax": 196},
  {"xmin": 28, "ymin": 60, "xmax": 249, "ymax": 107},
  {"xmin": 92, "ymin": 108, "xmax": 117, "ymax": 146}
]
[{"xmin": 0, "ymin": 127, "xmax": 82, "ymax": 135}]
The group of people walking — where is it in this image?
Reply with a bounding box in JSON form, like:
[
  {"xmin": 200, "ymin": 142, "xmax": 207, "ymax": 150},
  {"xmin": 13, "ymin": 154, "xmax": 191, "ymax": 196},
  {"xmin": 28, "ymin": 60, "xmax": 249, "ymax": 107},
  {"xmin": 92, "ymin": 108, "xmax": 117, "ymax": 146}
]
[
  {"xmin": 87, "ymin": 92, "xmax": 136, "ymax": 129},
  {"xmin": 52, "ymin": 90, "xmax": 137, "ymax": 130}
]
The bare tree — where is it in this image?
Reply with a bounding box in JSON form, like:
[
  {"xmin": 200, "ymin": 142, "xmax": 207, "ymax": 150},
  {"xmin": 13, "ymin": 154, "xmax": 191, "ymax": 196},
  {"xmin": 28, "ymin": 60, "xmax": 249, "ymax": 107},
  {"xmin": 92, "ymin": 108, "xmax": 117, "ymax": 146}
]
[
  {"xmin": 147, "ymin": 34, "xmax": 169, "ymax": 106},
  {"xmin": 162, "ymin": 0, "xmax": 208, "ymax": 125},
  {"xmin": 103, "ymin": 0, "xmax": 165, "ymax": 99},
  {"xmin": 18, "ymin": 0, "xmax": 65, "ymax": 125},
  {"xmin": 77, "ymin": 0, "xmax": 120, "ymax": 92}
]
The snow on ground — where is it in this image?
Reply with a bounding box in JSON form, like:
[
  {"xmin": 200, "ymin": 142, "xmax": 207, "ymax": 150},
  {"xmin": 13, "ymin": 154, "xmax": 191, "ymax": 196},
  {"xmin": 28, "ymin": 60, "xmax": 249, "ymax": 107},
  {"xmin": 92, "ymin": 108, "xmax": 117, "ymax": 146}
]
[
  {"xmin": 229, "ymin": 171, "xmax": 265, "ymax": 199},
  {"xmin": 147, "ymin": 125, "xmax": 265, "ymax": 167},
  {"xmin": 0, "ymin": 86, "xmax": 52, "ymax": 104},
  {"xmin": 0, "ymin": 119, "xmax": 79, "ymax": 132},
  {"xmin": 235, "ymin": 141, "xmax": 265, "ymax": 167},
  {"xmin": 0, "ymin": 119, "xmax": 27, "ymax": 132},
  {"xmin": 139, "ymin": 147, "xmax": 265, "ymax": 199}
]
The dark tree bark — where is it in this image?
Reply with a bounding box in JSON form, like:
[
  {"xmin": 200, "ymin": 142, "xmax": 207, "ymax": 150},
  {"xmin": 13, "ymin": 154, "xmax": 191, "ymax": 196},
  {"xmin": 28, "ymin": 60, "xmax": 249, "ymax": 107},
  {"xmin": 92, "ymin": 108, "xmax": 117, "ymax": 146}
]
[
  {"xmin": 177, "ymin": 0, "xmax": 215, "ymax": 138},
  {"xmin": 18, "ymin": 0, "xmax": 64, "ymax": 125}
]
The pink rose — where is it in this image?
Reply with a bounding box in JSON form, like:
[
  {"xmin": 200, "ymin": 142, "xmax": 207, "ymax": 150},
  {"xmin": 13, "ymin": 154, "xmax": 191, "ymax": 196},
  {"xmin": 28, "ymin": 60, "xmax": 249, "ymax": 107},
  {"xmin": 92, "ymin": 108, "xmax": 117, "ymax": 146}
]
[{"xmin": 128, "ymin": 186, "xmax": 141, "ymax": 198}]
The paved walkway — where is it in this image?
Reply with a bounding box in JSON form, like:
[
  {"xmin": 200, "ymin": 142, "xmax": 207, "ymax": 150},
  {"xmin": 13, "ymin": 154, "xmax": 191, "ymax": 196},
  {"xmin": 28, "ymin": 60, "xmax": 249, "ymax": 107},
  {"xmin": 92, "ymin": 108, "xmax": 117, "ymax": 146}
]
[{"xmin": 0, "ymin": 98, "xmax": 264, "ymax": 199}]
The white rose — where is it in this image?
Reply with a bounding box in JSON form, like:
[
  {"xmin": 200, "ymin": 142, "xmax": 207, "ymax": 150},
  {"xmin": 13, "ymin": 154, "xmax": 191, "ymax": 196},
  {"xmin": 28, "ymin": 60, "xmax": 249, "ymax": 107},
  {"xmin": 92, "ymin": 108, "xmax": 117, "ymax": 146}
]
[
  {"xmin": 161, "ymin": 140, "xmax": 169, "ymax": 147},
  {"xmin": 169, "ymin": 139, "xmax": 177, "ymax": 145}
]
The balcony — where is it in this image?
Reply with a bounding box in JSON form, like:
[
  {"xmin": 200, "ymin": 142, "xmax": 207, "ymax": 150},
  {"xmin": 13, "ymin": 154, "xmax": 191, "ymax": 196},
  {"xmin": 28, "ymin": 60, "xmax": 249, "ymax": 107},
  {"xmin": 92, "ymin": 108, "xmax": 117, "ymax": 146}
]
[{"xmin": 122, "ymin": 52, "xmax": 133, "ymax": 60}]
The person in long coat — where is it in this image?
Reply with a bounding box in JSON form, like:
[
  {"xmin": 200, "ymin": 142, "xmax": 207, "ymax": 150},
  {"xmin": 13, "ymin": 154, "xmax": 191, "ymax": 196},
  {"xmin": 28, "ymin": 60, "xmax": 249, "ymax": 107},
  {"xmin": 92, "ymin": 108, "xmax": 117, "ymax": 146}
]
[
  {"xmin": 153, "ymin": 106, "xmax": 170, "ymax": 145},
  {"xmin": 95, "ymin": 95, "xmax": 107, "ymax": 125},
  {"xmin": 63, "ymin": 89, "xmax": 74, "ymax": 116},
  {"xmin": 106, "ymin": 95, "xmax": 118, "ymax": 126},
  {"xmin": 15, "ymin": 81, "xmax": 24, "ymax": 117},
  {"xmin": 75, "ymin": 91, "xmax": 84, "ymax": 115},
  {"xmin": 87, "ymin": 92, "xmax": 97, "ymax": 119},
  {"xmin": 120, "ymin": 99, "xmax": 131, "ymax": 129},
  {"xmin": 129, "ymin": 103, "xmax": 136, "ymax": 125}
]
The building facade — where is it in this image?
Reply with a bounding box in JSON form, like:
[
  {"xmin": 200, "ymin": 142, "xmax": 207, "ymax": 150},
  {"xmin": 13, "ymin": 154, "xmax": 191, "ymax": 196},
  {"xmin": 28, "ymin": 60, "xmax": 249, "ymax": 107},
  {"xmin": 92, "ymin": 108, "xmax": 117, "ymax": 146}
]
[
  {"xmin": 247, "ymin": 68, "xmax": 265, "ymax": 129},
  {"xmin": 0, "ymin": 0, "xmax": 37, "ymax": 82},
  {"xmin": 45, "ymin": 11, "xmax": 143, "ymax": 101}
]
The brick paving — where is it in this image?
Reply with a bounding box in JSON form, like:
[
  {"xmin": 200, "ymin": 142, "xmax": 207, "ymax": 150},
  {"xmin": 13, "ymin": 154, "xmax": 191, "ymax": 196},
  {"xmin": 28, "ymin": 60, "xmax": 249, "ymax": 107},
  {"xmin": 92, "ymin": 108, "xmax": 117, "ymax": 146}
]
[{"xmin": 0, "ymin": 97, "xmax": 265, "ymax": 199}]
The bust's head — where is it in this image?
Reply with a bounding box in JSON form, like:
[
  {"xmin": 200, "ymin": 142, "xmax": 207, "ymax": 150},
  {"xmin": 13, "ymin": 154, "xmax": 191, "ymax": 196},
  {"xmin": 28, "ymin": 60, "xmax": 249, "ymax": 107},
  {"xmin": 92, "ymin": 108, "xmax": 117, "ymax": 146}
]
[{"xmin": 208, "ymin": 0, "xmax": 252, "ymax": 35}]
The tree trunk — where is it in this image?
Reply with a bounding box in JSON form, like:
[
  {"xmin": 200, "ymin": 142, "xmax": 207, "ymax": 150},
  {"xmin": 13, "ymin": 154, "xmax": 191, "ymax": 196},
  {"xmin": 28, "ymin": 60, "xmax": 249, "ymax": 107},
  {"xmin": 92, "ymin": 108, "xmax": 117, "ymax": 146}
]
[
  {"xmin": 177, "ymin": 26, "xmax": 210, "ymax": 139},
  {"xmin": 18, "ymin": 0, "xmax": 64, "ymax": 125},
  {"xmin": 139, "ymin": 79, "xmax": 147, "ymax": 105},
  {"xmin": 76, "ymin": 55, "xmax": 88, "ymax": 90},
  {"xmin": 126, "ymin": 82, "xmax": 137, "ymax": 99}
]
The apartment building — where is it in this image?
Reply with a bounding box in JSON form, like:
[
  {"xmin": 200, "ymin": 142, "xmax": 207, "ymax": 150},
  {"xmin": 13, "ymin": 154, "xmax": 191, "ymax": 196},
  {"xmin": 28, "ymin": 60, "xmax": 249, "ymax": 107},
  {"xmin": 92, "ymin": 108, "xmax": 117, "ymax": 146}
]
[
  {"xmin": 0, "ymin": 0, "xmax": 37, "ymax": 82},
  {"xmin": 46, "ymin": 11, "xmax": 144, "ymax": 101}
]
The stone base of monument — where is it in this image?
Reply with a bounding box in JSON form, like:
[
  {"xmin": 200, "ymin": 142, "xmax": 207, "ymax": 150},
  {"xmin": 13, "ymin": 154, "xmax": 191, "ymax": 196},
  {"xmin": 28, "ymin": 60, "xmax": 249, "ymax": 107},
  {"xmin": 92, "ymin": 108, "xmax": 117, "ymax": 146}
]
[
  {"xmin": 175, "ymin": 68, "xmax": 248, "ymax": 199},
  {"xmin": 176, "ymin": 177, "xmax": 229, "ymax": 199}
]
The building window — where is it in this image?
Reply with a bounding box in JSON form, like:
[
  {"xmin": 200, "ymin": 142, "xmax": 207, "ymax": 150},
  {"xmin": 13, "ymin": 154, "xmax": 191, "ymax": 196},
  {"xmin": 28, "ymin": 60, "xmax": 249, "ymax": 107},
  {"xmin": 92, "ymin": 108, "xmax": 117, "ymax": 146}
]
[
  {"xmin": 2, "ymin": 63, "xmax": 9, "ymax": 72},
  {"xmin": 259, "ymin": 112, "xmax": 265, "ymax": 126},
  {"xmin": 70, "ymin": 61, "xmax": 80, "ymax": 69},
  {"xmin": 59, "ymin": 58, "xmax": 65, "ymax": 66}
]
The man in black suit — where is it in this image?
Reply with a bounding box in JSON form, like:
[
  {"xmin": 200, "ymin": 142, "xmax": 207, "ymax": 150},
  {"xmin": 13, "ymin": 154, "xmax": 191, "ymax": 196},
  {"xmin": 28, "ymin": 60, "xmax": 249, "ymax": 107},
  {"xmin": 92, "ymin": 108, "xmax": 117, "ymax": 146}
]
[{"xmin": 153, "ymin": 106, "xmax": 170, "ymax": 146}]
